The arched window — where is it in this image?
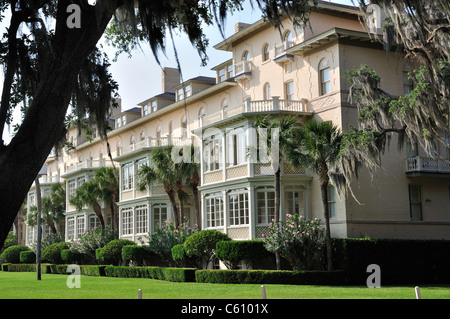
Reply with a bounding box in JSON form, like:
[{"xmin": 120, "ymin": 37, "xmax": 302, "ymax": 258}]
[
  {"xmin": 168, "ymin": 121, "xmax": 173, "ymax": 136},
  {"xmin": 181, "ymin": 115, "xmax": 187, "ymax": 139},
  {"xmin": 221, "ymin": 99, "xmax": 229, "ymax": 117},
  {"xmin": 156, "ymin": 126, "xmax": 161, "ymax": 145},
  {"xmin": 319, "ymin": 58, "xmax": 331, "ymax": 95},
  {"xmin": 283, "ymin": 30, "xmax": 293, "ymax": 48},
  {"xmin": 262, "ymin": 43, "xmax": 270, "ymax": 62},
  {"xmin": 198, "ymin": 107, "xmax": 206, "ymax": 125},
  {"xmin": 242, "ymin": 50, "xmax": 250, "ymax": 61},
  {"xmin": 130, "ymin": 135, "xmax": 135, "ymax": 145},
  {"xmin": 139, "ymin": 130, "xmax": 146, "ymax": 141},
  {"xmin": 263, "ymin": 83, "xmax": 271, "ymax": 100}
]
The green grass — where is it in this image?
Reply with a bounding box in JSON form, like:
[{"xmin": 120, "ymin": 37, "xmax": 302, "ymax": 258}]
[{"xmin": 1, "ymin": 271, "xmax": 450, "ymax": 299}]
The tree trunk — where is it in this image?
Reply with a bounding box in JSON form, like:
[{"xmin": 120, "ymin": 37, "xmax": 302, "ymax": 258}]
[
  {"xmin": 0, "ymin": 2, "xmax": 117, "ymax": 249},
  {"xmin": 168, "ymin": 192, "xmax": 180, "ymax": 229},
  {"xmin": 34, "ymin": 177, "xmax": 42, "ymax": 281},
  {"xmin": 318, "ymin": 164, "xmax": 333, "ymax": 271},
  {"xmin": 274, "ymin": 167, "xmax": 281, "ymax": 270},
  {"xmin": 176, "ymin": 182, "xmax": 185, "ymax": 226},
  {"xmin": 192, "ymin": 185, "xmax": 201, "ymax": 230},
  {"xmin": 93, "ymin": 202, "xmax": 105, "ymax": 230}
]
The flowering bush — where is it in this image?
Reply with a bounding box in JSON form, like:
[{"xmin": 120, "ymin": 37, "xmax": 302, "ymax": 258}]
[
  {"xmin": 263, "ymin": 214, "xmax": 325, "ymax": 270},
  {"xmin": 68, "ymin": 226, "xmax": 118, "ymax": 264},
  {"xmin": 146, "ymin": 219, "xmax": 198, "ymax": 266}
]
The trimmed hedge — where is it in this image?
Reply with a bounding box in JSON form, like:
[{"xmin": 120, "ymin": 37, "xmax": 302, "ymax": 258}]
[
  {"xmin": 61, "ymin": 249, "xmax": 83, "ymax": 264},
  {"xmin": 195, "ymin": 269, "xmax": 346, "ymax": 285},
  {"xmin": 216, "ymin": 240, "xmax": 271, "ymax": 269},
  {"xmin": 42, "ymin": 242, "xmax": 69, "ymax": 264},
  {"xmin": 3, "ymin": 263, "xmax": 36, "ymax": 272},
  {"xmin": 0, "ymin": 245, "xmax": 30, "ymax": 263},
  {"xmin": 333, "ymin": 238, "xmax": 450, "ymax": 285},
  {"xmin": 20, "ymin": 251, "xmax": 36, "ymax": 264},
  {"xmin": 98, "ymin": 239, "xmax": 136, "ymax": 265},
  {"xmin": 122, "ymin": 245, "xmax": 163, "ymax": 266},
  {"xmin": 104, "ymin": 266, "xmax": 196, "ymax": 282}
]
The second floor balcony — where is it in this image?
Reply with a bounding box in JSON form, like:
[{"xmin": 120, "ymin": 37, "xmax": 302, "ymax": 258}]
[
  {"xmin": 200, "ymin": 97, "xmax": 311, "ymax": 128},
  {"xmin": 274, "ymin": 40, "xmax": 295, "ymax": 63},
  {"xmin": 118, "ymin": 136, "xmax": 193, "ymax": 159},
  {"xmin": 406, "ymin": 156, "xmax": 450, "ymax": 175},
  {"xmin": 234, "ymin": 60, "xmax": 252, "ymax": 82}
]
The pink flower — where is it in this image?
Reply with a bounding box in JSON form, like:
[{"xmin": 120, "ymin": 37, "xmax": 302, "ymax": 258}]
[
  {"xmin": 286, "ymin": 214, "xmax": 292, "ymax": 218},
  {"xmin": 261, "ymin": 234, "xmax": 265, "ymax": 237}
]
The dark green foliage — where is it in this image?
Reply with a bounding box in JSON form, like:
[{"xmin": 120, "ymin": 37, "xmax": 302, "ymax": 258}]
[
  {"xmin": 41, "ymin": 242, "xmax": 69, "ymax": 264},
  {"xmin": 104, "ymin": 266, "xmax": 196, "ymax": 282},
  {"xmin": 0, "ymin": 232, "xmax": 18, "ymax": 255},
  {"xmin": 19, "ymin": 250, "xmax": 36, "ymax": 263},
  {"xmin": 332, "ymin": 238, "xmax": 450, "ymax": 285},
  {"xmin": 184, "ymin": 230, "xmax": 231, "ymax": 268},
  {"xmin": 3, "ymin": 263, "xmax": 36, "ymax": 272},
  {"xmin": 216, "ymin": 240, "xmax": 271, "ymax": 269},
  {"xmin": 122, "ymin": 245, "xmax": 162, "ymax": 266},
  {"xmin": 171, "ymin": 244, "xmax": 198, "ymax": 268},
  {"xmin": 195, "ymin": 269, "xmax": 346, "ymax": 285},
  {"xmin": 0, "ymin": 245, "xmax": 30, "ymax": 263},
  {"xmin": 98, "ymin": 239, "xmax": 136, "ymax": 265},
  {"xmin": 61, "ymin": 249, "xmax": 83, "ymax": 264},
  {"xmin": 80, "ymin": 265, "xmax": 107, "ymax": 277}
]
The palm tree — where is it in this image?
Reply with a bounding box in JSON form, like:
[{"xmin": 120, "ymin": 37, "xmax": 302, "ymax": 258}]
[
  {"xmin": 94, "ymin": 167, "xmax": 119, "ymax": 232},
  {"xmin": 41, "ymin": 182, "xmax": 66, "ymax": 234},
  {"xmin": 69, "ymin": 180, "xmax": 105, "ymax": 229},
  {"xmin": 254, "ymin": 115, "xmax": 296, "ymax": 270},
  {"xmin": 287, "ymin": 120, "xmax": 344, "ymax": 271},
  {"xmin": 176, "ymin": 144, "xmax": 201, "ymax": 229},
  {"xmin": 137, "ymin": 146, "xmax": 180, "ymax": 229}
]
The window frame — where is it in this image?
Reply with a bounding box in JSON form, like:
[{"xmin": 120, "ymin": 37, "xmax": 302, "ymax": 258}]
[
  {"xmin": 319, "ymin": 58, "xmax": 331, "ymax": 96},
  {"xmin": 205, "ymin": 193, "xmax": 224, "ymax": 228},
  {"xmin": 228, "ymin": 189, "xmax": 249, "ymax": 226}
]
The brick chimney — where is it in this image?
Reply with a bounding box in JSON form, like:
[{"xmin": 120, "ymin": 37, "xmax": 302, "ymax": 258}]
[
  {"xmin": 235, "ymin": 22, "xmax": 250, "ymax": 33},
  {"xmin": 162, "ymin": 67, "xmax": 180, "ymax": 93}
]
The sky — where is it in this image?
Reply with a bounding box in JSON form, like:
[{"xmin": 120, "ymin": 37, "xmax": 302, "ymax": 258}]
[{"xmin": 1, "ymin": 0, "xmax": 355, "ymax": 143}]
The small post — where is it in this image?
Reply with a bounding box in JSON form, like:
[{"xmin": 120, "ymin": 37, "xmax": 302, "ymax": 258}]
[
  {"xmin": 415, "ymin": 286, "xmax": 421, "ymax": 299},
  {"xmin": 261, "ymin": 285, "xmax": 267, "ymax": 299},
  {"xmin": 138, "ymin": 289, "xmax": 142, "ymax": 299}
]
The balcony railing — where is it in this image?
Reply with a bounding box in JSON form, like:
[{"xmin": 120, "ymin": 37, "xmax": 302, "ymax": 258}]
[
  {"xmin": 66, "ymin": 159, "xmax": 113, "ymax": 174},
  {"xmin": 406, "ymin": 156, "xmax": 450, "ymax": 174},
  {"xmin": 119, "ymin": 136, "xmax": 192, "ymax": 157},
  {"xmin": 274, "ymin": 40, "xmax": 294, "ymax": 59},
  {"xmin": 234, "ymin": 60, "xmax": 252, "ymax": 78},
  {"xmin": 200, "ymin": 97, "xmax": 309, "ymax": 127}
]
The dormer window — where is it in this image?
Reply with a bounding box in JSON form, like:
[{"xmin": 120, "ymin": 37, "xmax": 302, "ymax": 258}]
[
  {"xmin": 151, "ymin": 100, "xmax": 157, "ymax": 113},
  {"xmin": 177, "ymin": 84, "xmax": 192, "ymax": 101},
  {"xmin": 143, "ymin": 104, "xmax": 149, "ymax": 116}
]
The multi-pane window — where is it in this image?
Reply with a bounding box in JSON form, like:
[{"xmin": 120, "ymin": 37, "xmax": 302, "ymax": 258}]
[
  {"xmin": 257, "ymin": 188, "xmax": 275, "ymax": 224},
  {"xmin": 227, "ymin": 64, "xmax": 234, "ymax": 79},
  {"xmin": 328, "ymin": 185, "xmax": 337, "ymax": 218},
  {"xmin": 153, "ymin": 204, "xmax": 167, "ymax": 232},
  {"xmin": 67, "ymin": 217, "xmax": 75, "ymax": 239},
  {"xmin": 285, "ymin": 190, "xmax": 301, "ymax": 216},
  {"xmin": 151, "ymin": 100, "xmax": 157, "ymax": 113},
  {"xmin": 218, "ymin": 68, "xmax": 226, "ymax": 82},
  {"xmin": 136, "ymin": 205, "xmax": 148, "ymax": 234},
  {"xmin": 122, "ymin": 208, "xmax": 133, "ymax": 235},
  {"xmin": 122, "ymin": 163, "xmax": 134, "ymax": 191},
  {"xmin": 228, "ymin": 190, "xmax": 249, "ymax": 226},
  {"xmin": 403, "ymin": 71, "xmax": 414, "ymax": 95},
  {"xmin": 204, "ymin": 136, "xmax": 223, "ymax": 172},
  {"xmin": 262, "ymin": 43, "xmax": 270, "ymax": 61},
  {"xmin": 89, "ymin": 215, "xmax": 100, "ymax": 230},
  {"xmin": 285, "ymin": 81, "xmax": 294, "ymax": 100},
  {"xmin": 143, "ymin": 104, "xmax": 149, "ymax": 116},
  {"xmin": 206, "ymin": 194, "xmax": 224, "ymax": 228},
  {"xmin": 177, "ymin": 87, "xmax": 184, "ymax": 101},
  {"xmin": 263, "ymin": 83, "xmax": 271, "ymax": 100},
  {"xmin": 227, "ymin": 128, "xmax": 247, "ymax": 166},
  {"xmin": 76, "ymin": 216, "xmax": 85, "ymax": 237},
  {"xmin": 319, "ymin": 59, "xmax": 331, "ymax": 95},
  {"xmin": 409, "ymin": 185, "xmax": 423, "ymax": 221},
  {"xmin": 68, "ymin": 180, "xmax": 76, "ymax": 199}
]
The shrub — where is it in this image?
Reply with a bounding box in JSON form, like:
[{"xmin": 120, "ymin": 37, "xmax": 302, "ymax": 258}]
[
  {"xmin": 0, "ymin": 232, "xmax": 18, "ymax": 256},
  {"xmin": 42, "ymin": 242, "xmax": 69, "ymax": 264},
  {"xmin": 4, "ymin": 263, "xmax": 36, "ymax": 272},
  {"xmin": 99, "ymin": 239, "xmax": 136, "ymax": 265},
  {"xmin": 263, "ymin": 214, "xmax": 325, "ymax": 270},
  {"xmin": 184, "ymin": 230, "xmax": 231, "ymax": 269},
  {"xmin": 61, "ymin": 249, "xmax": 83, "ymax": 264},
  {"xmin": 0, "ymin": 245, "xmax": 30, "ymax": 263},
  {"xmin": 216, "ymin": 240, "xmax": 271, "ymax": 269},
  {"xmin": 122, "ymin": 245, "xmax": 162, "ymax": 266},
  {"xmin": 68, "ymin": 226, "xmax": 118, "ymax": 264},
  {"xmin": 195, "ymin": 269, "xmax": 346, "ymax": 285},
  {"xmin": 146, "ymin": 219, "xmax": 198, "ymax": 266},
  {"xmin": 81, "ymin": 265, "xmax": 106, "ymax": 277},
  {"xmin": 171, "ymin": 244, "xmax": 198, "ymax": 268},
  {"xmin": 104, "ymin": 266, "xmax": 196, "ymax": 282},
  {"xmin": 20, "ymin": 250, "xmax": 36, "ymax": 263}
]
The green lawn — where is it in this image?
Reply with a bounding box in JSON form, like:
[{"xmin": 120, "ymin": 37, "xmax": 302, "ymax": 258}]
[{"xmin": 1, "ymin": 272, "xmax": 450, "ymax": 299}]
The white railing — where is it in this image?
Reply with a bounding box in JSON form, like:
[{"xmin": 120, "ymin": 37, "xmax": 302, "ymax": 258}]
[
  {"xmin": 406, "ymin": 156, "xmax": 450, "ymax": 173},
  {"xmin": 66, "ymin": 159, "xmax": 114, "ymax": 173},
  {"xmin": 274, "ymin": 40, "xmax": 294, "ymax": 58},
  {"xmin": 200, "ymin": 97, "xmax": 309, "ymax": 127},
  {"xmin": 234, "ymin": 60, "xmax": 252, "ymax": 76},
  {"xmin": 120, "ymin": 136, "xmax": 192, "ymax": 156}
]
